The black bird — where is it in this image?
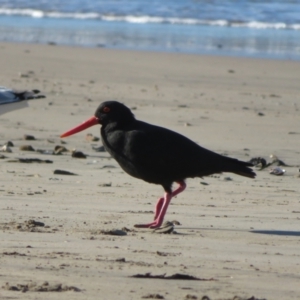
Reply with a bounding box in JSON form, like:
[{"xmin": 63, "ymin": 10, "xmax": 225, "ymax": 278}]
[
  {"xmin": 0, "ymin": 86, "xmax": 45, "ymax": 116},
  {"xmin": 61, "ymin": 101, "xmax": 256, "ymax": 228}
]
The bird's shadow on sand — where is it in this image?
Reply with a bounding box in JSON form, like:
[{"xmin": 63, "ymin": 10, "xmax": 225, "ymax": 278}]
[
  {"xmin": 250, "ymin": 230, "xmax": 300, "ymax": 237},
  {"xmin": 177, "ymin": 227, "xmax": 300, "ymax": 237}
]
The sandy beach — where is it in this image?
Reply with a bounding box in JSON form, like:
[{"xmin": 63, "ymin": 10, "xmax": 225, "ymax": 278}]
[{"xmin": 0, "ymin": 42, "xmax": 300, "ymax": 300}]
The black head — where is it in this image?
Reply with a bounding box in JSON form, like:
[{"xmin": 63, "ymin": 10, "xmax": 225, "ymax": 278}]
[
  {"xmin": 60, "ymin": 101, "xmax": 135, "ymax": 138},
  {"xmin": 95, "ymin": 101, "xmax": 135, "ymax": 126}
]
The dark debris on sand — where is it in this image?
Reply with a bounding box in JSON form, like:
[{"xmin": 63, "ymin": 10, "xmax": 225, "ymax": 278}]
[
  {"xmin": 142, "ymin": 294, "xmax": 165, "ymax": 299},
  {"xmin": 130, "ymin": 273, "xmax": 215, "ymax": 281},
  {"xmin": 2, "ymin": 281, "xmax": 80, "ymax": 293},
  {"xmin": 195, "ymin": 296, "xmax": 266, "ymax": 300},
  {"xmin": 7, "ymin": 158, "xmax": 53, "ymax": 163},
  {"xmin": 91, "ymin": 228, "xmax": 127, "ymax": 236},
  {"xmin": 249, "ymin": 154, "xmax": 295, "ymax": 170},
  {"xmin": 0, "ymin": 219, "xmax": 51, "ymax": 233},
  {"xmin": 54, "ymin": 169, "xmax": 77, "ymax": 175}
]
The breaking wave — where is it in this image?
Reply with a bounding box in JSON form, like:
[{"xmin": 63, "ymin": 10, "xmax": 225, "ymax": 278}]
[{"xmin": 0, "ymin": 8, "xmax": 299, "ymax": 30}]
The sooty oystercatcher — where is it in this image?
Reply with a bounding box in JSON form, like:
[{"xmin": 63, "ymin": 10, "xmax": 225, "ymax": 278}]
[{"xmin": 61, "ymin": 101, "xmax": 255, "ymax": 229}]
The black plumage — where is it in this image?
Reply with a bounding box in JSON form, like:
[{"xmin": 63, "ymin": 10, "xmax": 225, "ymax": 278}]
[{"xmin": 61, "ymin": 101, "xmax": 255, "ymax": 228}]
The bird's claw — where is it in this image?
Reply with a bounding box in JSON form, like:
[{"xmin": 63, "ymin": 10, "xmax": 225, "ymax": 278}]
[{"xmin": 134, "ymin": 220, "xmax": 163, "ymax": 229}]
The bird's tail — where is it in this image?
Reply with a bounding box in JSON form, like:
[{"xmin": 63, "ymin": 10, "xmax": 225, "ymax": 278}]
[{"xmin": 223, "ymin": 158, "xmax": 256, "ymax": 179}]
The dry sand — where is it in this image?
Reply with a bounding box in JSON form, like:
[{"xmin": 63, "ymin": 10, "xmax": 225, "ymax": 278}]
[{"xmin": 0, "ymin": 42, "xmax": 300, "ymax": 300}]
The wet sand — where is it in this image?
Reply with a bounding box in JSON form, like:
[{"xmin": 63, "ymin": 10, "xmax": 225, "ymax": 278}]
[{"xmin": 0, "ymin": 42, "xmax": 300, "ymax": 300}]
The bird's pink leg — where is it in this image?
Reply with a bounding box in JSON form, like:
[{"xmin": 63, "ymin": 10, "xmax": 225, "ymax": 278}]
[
  {"xmin": 154, "ymin": 181, "xmax": 186, "ymax": 219},
  {"xmin": 171, "ymin": 181, "xmax": 186, "ymax": 197},
  {"xmin": 134, "ymin": 181, "xmax": 186, "ymax": 229},
  {"xmin": 154, "ymin": 197, "xmax": 164, "ymax": 220},
  {"xmin": 150, "ymin": 180, "xmax": 186, "ymax": 228}
]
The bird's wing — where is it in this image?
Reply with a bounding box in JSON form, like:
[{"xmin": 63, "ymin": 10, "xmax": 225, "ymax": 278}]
[{"xmin": 124, "ymin": 121, "xmax": 222, "ymax": 179}]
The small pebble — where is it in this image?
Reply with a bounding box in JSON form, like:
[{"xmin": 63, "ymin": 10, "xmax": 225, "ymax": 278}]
[
  {"xmin": 5, "ymin": 141, "xmax": 14, "ymax": 147},
  {"xmin": 86, "ymin": 133, "xmax": 100, "ymax": 142},
  {"xmin": 72, "ymin": 151, "xmax": 87, "ymax": 158},
  {"xmin": 99, "ymin": 229, "xmax": 127, "ymax": 236},
  {"xmin": 23, "ymin": 134, "xmax": 35, "ymax": 140},
  {"xmin": 54, "ymin": 145, "xmax": 68, "ymax": 155},
  {"xmin": 19, "ymin": 145, "xmax": 35, "ymax": 151},
  {"xmin": 54, "ymin": 170, "xmax": 77, "ymax": 176},
  {"xmin": 270, "ymin": 167, "xmax": 285, "ymax": 176},
  {"xmin": 1, "ymin": 145, "xmax": 12, "ymax": 153},
  {"xmin": 92, "ymin": 145, "xmax": 106, "ymax": 152}
]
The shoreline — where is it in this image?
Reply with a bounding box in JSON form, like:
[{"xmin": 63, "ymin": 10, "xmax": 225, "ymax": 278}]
[
  {"xmin": 5, "ymin": 39, "xmax": 300, "ymax": 62},
  {"xmin": 1, "ymin": 41, "xmax": 300, "ymax": 300},
  {"xmin": 1, "ymin": 15, "xmax": 300, "ymax": 61}
]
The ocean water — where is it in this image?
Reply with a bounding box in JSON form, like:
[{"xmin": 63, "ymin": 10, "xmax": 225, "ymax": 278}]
[{"xmin": 0, "ymin": 0, "xmax": 299, "ymax": 59}]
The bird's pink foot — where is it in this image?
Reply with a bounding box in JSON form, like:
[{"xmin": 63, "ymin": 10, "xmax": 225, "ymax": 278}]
[
  {"xmin": 134, "ymin": 218, "xmax": 163, "ymax": 229},
  {"xmin": 134, "ymin": 181, "xmax": 186, "ymax": 230}
]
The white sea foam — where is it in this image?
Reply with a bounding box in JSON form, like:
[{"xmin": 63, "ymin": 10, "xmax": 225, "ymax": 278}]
[
  {"xmin": 232, "ymin": 21, "xmax": 287, "ymax": 30},
  {"xmin": 47, "ymin": 12, "xmax": 99, "ymax": 19},
  {"xmin": 0, "ymin": 8, "xmax": 299, "ymax": 30},
  {"xmin": 0, "ymin": 8, "xmax": 44, "ymax": 18}
]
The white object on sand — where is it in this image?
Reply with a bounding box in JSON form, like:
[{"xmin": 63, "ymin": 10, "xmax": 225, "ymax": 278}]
[
  {"xmin": 269, "ymin": 167, "xmax": 285, "ymax": 175},
  {"xmin": 0, "ymin": 86, "xmax": 45, "ymax": 116}
]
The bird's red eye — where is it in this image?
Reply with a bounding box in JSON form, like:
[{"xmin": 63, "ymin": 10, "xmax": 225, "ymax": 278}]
[{"xmin": 103, "ymin": 106, "xmax": 111, "ymax": 113}]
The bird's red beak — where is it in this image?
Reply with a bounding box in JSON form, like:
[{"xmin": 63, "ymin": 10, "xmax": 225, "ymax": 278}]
[{"xmin": 60, "ymin": 116, "xmax": 99, "ymax": 138}]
